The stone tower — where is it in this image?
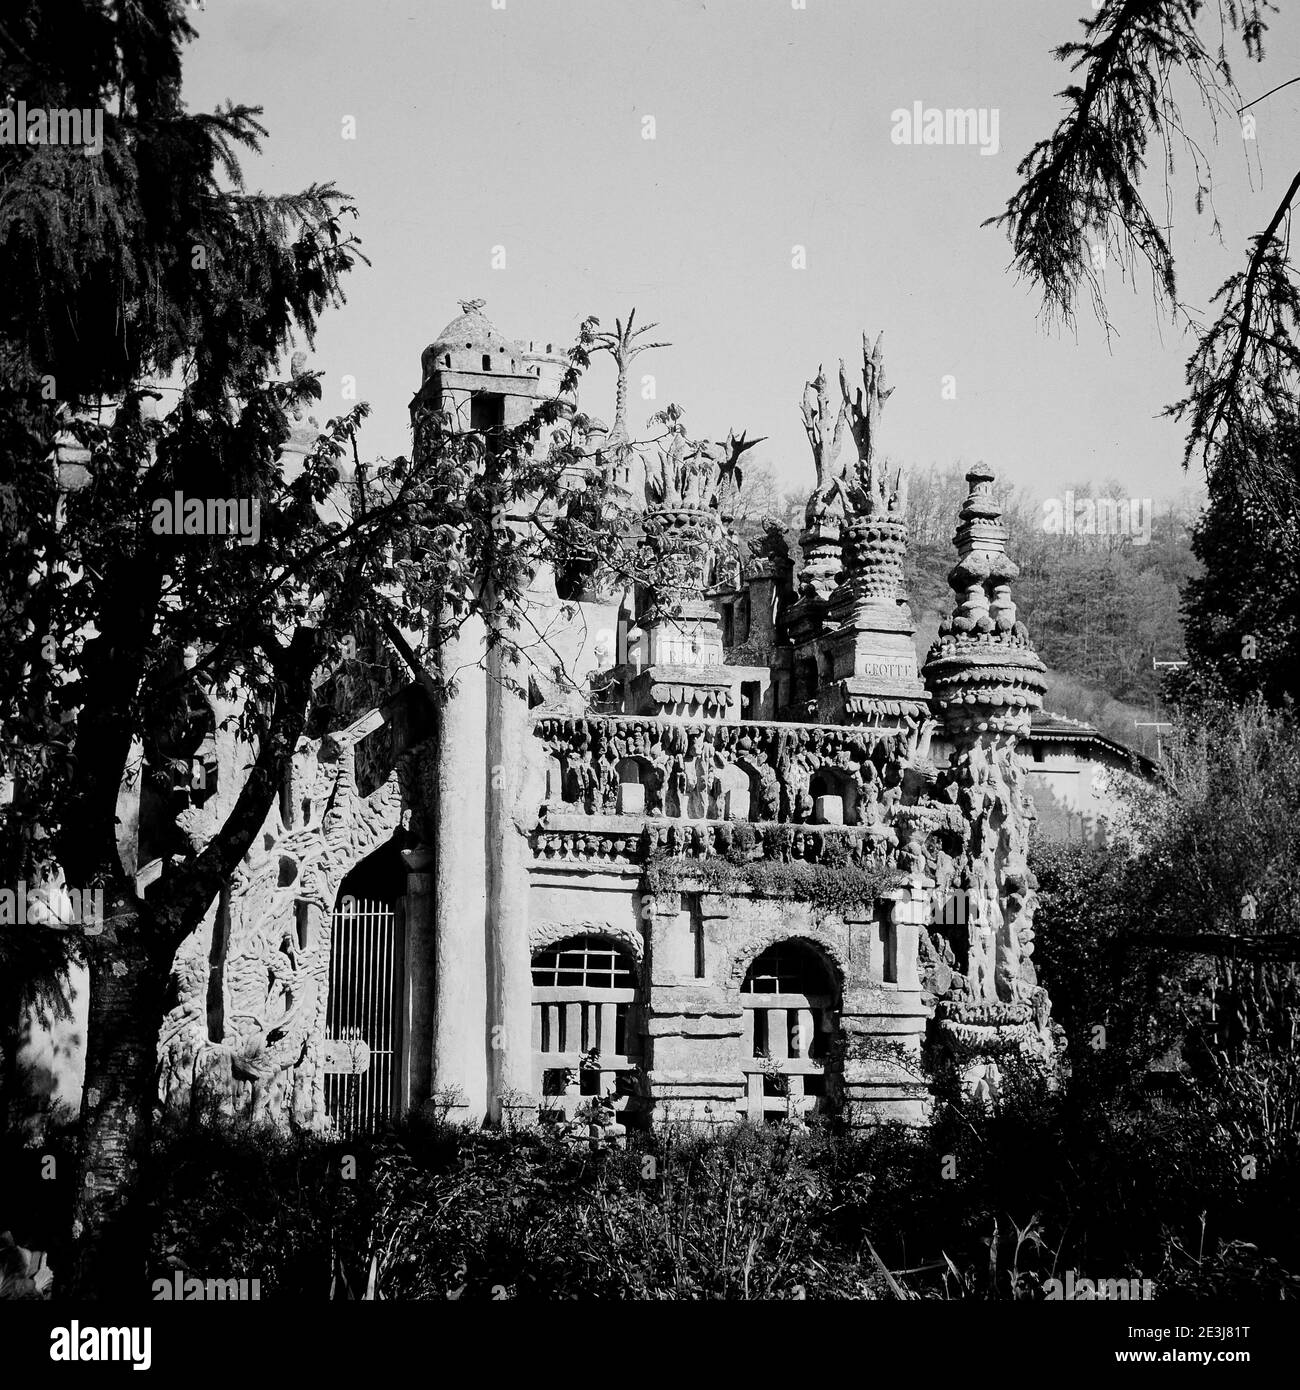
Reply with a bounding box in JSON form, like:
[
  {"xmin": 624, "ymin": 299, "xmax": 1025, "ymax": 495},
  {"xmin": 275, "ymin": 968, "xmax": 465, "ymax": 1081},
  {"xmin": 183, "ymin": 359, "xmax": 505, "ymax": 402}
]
[
  {"xmin": 410, "ymin": 300, "xmax": 580, "ymax": 1124},
  {"xmin": 920, "ymin": 461, "xmax": 1054, "ymax": 1099}
]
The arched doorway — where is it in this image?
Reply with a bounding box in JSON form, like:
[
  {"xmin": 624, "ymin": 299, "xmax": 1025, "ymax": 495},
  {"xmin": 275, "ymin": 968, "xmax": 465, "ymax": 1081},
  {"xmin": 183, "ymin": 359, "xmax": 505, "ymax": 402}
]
[
  {"xmin": 740, "ymin": 942, "xmax": 840, "ymax": 1123},
  {"xmin": 323, "ymin": 839, "xmax": 406, "ymax": 1135},
  {"xmin": 531, "ymin": 936, "xmax": 643, "ymax": 1124}
]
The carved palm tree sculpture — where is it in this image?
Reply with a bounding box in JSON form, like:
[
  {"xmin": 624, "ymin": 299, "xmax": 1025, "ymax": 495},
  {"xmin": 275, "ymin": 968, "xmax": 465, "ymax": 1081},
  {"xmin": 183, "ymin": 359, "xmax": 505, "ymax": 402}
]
[
  {"xmin": 840, "ymin": 331, "xmax": 900, "ymax": 515},
  {"xmin": 592, "ymin": 309, "xmax": 670, "ymax": 477}
]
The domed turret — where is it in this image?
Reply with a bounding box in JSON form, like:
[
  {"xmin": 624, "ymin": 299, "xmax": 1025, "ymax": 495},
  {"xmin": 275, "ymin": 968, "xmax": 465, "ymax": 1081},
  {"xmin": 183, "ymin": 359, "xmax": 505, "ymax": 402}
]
[
  {"xmin": 414, "ymin": 299, "xmax": 571, "ymax": 434},
  {"xmin": 420, "ymin": 298, "xmax": 527, "ymax": 385}
]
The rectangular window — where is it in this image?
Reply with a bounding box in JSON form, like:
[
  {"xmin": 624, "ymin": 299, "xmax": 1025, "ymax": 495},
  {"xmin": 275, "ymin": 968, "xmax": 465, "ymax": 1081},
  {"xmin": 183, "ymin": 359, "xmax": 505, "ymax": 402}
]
[
  {"xmin": 741, "ymin": 680, "xmax": 761, "ymax": 721},
  {"xmin": 469, "ymin": 393, "xmax": 504, "ymax": 431},
  {"xmin": 679, "ymin": 893, "xmax": 705, "ymax": 978},
  {"xmin": 878, "ymin": 906, "xmax": 896, "ymax": 984},
  {"xmin": 752, "ymin": 1010, "xmax": 769, "ymax": 1058}
]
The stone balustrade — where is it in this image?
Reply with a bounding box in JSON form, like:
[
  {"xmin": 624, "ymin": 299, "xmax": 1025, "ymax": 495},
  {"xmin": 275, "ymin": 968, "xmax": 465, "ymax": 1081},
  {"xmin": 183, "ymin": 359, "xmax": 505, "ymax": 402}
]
[{"xmin": 532, "ymin": 815, "xmax": 898, "ymax": 868}]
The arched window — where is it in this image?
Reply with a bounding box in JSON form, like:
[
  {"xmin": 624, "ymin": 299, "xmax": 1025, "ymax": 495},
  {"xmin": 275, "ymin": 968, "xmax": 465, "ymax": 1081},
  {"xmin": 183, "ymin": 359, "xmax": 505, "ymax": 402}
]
[
  {"xmin": 531, "ymin": 937, "xmax": 642, "ymax": 1123},
  {"xmin": 740, "ymin": 943, "xmax": 839, "ymax": 1123}
]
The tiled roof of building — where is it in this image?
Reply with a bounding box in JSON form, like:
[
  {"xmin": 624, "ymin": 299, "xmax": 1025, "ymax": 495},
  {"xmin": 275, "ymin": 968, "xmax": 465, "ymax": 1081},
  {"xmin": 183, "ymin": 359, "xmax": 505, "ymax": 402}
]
[{"xmin": 1029, "ymin": 710, "xmax": 1158, "ymax": 773}]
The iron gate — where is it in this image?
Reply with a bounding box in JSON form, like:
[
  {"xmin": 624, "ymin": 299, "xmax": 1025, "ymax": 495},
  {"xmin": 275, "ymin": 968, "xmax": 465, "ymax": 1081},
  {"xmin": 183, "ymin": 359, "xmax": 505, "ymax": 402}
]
[{"xmin": 324, "ymin": 896, "xmax": 404, "ymax": 1135}]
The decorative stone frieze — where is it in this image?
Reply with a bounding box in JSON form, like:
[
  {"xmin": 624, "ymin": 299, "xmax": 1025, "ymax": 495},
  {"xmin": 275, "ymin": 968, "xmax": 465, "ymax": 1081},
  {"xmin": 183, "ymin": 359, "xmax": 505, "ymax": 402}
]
[{"xmin": 535, "ymin": 713, "xmax": 910, "ymax": 825}]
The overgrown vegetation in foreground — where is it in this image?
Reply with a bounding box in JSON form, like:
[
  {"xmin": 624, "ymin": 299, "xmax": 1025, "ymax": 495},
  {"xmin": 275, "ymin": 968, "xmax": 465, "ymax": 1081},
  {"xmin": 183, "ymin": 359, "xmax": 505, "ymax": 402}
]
[
  {"xmin": 142, "ymin": 1068, "xmax": 1300, "ymax": 1300},
  {"xmin": 4, "ymin": 699, "xmax": 1298, "ymax": 1301},
  {"xmin": 7, "ymin": 1056, "xmax": 1296, "ymax": 1301}
]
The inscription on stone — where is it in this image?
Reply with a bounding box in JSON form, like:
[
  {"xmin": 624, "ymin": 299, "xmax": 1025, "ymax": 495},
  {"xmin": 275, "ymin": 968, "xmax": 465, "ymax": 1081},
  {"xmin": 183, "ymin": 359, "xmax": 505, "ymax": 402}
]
[{"xmin": 859, "ymin": 661, "xmax": 914, "ymax": 679}]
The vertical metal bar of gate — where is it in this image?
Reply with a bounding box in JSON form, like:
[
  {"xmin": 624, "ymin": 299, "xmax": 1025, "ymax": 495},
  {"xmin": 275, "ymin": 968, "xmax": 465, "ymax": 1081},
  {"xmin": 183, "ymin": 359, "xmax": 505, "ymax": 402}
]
[{"xmin": 325, "ymin": 896, "xmax": 403, "ymax": 1135}]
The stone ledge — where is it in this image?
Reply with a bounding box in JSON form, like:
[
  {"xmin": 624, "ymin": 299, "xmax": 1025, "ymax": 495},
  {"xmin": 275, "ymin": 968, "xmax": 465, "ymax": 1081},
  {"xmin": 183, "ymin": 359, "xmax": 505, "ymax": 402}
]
[
  {"xmin": 843, "ymin": 987, "xmax": 931, "ymax": 1016},
  {"xmin": 646, "ymin": 1072, "xmax": 745, "ymax": 1090},
  {"xmin": 647, "ymin": 1016, "xmax": 744, "ymax": 1039}
]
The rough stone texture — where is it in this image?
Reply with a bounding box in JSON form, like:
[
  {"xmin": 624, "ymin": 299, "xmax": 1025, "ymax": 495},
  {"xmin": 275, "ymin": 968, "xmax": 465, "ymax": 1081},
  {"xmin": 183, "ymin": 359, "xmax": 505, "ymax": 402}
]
[
  {"xmin": 530, "ymin": 918, "xmax": 645, "ymax": 963},
  {"xmin": 158, "ymin": 716, "xmax": 408, "ymax": 1126},
  {"xmin": 920, "ymin": 463, "xmax": 1055, "ymax": 1095},
  {"xmin": 134, "ymin": 309, "xmax": 1064, "ymax": 1134}
]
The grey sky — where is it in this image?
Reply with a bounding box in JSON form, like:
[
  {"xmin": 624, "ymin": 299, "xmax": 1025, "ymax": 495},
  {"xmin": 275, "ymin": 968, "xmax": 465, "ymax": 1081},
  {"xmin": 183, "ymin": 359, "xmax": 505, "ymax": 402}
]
[{"xmin": 184, "ymin": 0, "xmax": 1299, "ymax": 509}]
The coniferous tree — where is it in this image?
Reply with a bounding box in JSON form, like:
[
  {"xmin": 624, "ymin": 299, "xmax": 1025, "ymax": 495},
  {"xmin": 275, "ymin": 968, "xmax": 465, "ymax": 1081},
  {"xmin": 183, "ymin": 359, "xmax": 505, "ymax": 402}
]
[
  {"xmin": 1170, "ymin": 422, "xmax": 1300, "ymax": 709},
  {"xmin": 1, "ymin": 1, "xmax": 619, "ymax": 1294}
]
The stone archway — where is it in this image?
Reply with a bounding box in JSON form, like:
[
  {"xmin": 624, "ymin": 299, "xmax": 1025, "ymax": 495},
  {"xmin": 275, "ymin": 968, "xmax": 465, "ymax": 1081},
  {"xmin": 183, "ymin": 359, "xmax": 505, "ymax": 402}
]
[{"xmin": 738, "ymin": 939, "xmax": 843, "ymax": 1123}]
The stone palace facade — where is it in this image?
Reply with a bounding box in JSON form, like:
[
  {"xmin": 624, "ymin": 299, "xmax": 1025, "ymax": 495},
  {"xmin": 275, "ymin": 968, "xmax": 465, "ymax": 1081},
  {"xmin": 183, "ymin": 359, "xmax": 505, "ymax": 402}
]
[{"xmin": 148, "ymin": 302, "xmax": 1060, "ymax": 1135}]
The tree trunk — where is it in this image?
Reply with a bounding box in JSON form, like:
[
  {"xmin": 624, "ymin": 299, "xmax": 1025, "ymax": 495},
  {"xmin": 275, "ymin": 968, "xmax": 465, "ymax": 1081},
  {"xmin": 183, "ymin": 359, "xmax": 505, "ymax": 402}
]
[
  {"xmin": 0, "ymin": 979, "xmax": 24, "ymax": 1137},
  {"xmin": 68, "ymin": 907, "xmax": 168, "ymax": 1299},
  {"xmin": 613, "ymin": 358, "xmax": 628, "ymax": 437}
]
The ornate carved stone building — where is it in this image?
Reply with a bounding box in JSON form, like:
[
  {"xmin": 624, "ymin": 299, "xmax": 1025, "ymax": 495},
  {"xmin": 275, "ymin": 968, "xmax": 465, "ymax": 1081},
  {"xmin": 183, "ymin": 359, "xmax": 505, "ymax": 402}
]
[{"xmin": 150, "ymin": 302, "xmax": 1058, "ymax": 1134}]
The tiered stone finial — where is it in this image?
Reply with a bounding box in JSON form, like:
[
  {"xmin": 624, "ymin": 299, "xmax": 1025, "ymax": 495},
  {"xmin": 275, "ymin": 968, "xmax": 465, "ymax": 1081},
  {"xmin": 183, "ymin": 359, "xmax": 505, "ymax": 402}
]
[
  {"xmin": 829, "ymin": 332, "xmax": 911, "ymax": 627},
  {"xmin": 922, "ymin": 462, "xmax": 1047, "ymax": 736},
  {"xmin": 630, "ymin": 409, "xmax": 762, "ymax": 718}
]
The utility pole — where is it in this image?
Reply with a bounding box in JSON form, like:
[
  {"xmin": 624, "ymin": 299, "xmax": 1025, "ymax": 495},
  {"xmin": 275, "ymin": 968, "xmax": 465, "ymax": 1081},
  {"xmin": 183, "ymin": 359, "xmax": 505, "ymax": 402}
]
[{"xmin": 1135, "ymin": 720, "xmax": 1172, "ymax": 760}]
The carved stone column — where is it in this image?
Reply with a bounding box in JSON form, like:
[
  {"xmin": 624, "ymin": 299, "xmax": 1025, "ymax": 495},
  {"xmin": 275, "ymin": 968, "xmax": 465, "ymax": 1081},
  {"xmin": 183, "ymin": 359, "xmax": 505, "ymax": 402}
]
[
  {"xmin": 486, "ymin": 643, "xmax": 535, "ymax": 1123},
  {"xmin": 431, "ymin": 615, "xmax": 489, "ymax": 1118}
]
